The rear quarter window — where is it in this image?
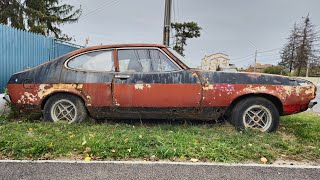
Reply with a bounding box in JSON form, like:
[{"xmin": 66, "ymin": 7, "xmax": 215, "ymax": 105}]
[{"xmin": 67, "ymin": 50, "xmax": 114, "ymax": 72}]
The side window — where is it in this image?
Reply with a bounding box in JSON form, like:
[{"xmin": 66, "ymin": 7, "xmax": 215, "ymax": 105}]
[
  {"xmin": 118, "ymin": 49, "xmax": 179, "ymax": 73},
  {"xmin": 118, "ymin": 49, "xmax": 151, "ymax": 72},
  {"xmin": 68, "ymin": 50, "xmax": 114, "ymax": 71},
  {"xmin": 150, "ymin": 50, "xmax": 178, "ymax": 72}
]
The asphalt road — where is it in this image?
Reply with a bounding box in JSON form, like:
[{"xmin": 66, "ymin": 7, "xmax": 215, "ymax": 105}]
[{"xmin": 0, "ymin": 161, "xmax": 319, "ymax": 180}]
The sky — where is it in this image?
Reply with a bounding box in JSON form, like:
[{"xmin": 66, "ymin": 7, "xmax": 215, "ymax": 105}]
[{"xmin": 61, "ymin": 0, "xmax": 320, "ymax": 68}]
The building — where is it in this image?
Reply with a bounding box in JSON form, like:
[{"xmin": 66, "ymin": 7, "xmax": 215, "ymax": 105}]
[{"xmin": 201, "ymin": 53, "xmax": 231, "ymax": 71}]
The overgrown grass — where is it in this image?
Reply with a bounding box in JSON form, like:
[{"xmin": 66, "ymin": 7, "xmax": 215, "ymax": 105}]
[{"xmin": 0, "ymin": 113, "xmax": 319, "ymax": 163}]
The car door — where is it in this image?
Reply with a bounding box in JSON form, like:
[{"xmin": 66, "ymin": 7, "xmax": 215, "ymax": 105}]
[
  {"xmin": 61, "ymin": 49, "xmax": 116, "ymax": 118},
  {"xmin": 112, "ymin": 48, "xmax": 202, "ymax": 119}
]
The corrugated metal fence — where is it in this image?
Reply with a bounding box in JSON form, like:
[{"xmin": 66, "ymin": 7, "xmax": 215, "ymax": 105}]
[{"xmin": 0, "ymin": 24, "xmax": 82, "ymax": 92}]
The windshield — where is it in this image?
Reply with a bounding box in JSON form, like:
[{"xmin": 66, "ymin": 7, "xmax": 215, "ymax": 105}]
[{"xmin": 167, "ymin": 48, "xmax": 195, "ymax": 68}]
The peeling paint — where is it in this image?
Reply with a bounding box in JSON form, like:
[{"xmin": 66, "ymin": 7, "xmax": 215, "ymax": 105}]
[
  {"xmin": 134, "ymin": 84, "xmax": 144, "ymax": 90},
  {"xmin": 202, "ymin": 84, "xmax": 214, "ymax": 91}
]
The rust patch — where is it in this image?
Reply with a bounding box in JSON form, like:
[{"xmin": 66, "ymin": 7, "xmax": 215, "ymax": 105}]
[
  {"xmin": 246, "ymin": 73, "xmax": 262, "ymax": 78},
  {"xmin": 202, "ymin": 84, "xmax": 214, "ymax": 91}
]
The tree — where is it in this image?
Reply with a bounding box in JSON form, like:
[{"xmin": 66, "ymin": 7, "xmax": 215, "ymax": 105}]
[
  {"xmin": 279, "ymin": 23, "xmax": 298, "ymax": 74},
  {"xmin": 0, "ymin": 0, "xmax": 81, "ymax": 41},
  {"xmin": 263, "ymin": 65, "xmax": 289, "ymax": 76},
  {"xmin": 25, "ymin": 0, "xmax": 81, "ymax": 41},
  {"xmin": 171, "ymin": 22, "xmax": 201, "ymax": 56},
  {"xmin": 0, "ymin": 0, "xmax": 24, "ymax": 29},
  {"xmin": 280, "ymin": 14, "xmax": 320, "ymax": 76}
]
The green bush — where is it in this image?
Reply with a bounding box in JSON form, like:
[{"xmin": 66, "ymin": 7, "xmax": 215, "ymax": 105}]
[{"xmin": 263, "ymin": 66, "xmax": 289, "ymax": 76}]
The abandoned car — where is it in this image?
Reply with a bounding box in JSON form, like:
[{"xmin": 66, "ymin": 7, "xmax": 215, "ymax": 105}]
[{"xmin": 7, "ymin": 44, "xmax": 317, "ymax": 132}]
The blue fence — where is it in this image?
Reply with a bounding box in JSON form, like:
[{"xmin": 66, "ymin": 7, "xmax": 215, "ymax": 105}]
[{"xmin": 0, "ymin": 24, "xmax": 82, "ymax": 92}]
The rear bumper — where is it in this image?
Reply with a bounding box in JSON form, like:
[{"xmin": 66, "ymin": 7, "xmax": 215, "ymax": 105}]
[{"xmin": 309, "ymin": 101, "xmax": 318, "ymax": 109}]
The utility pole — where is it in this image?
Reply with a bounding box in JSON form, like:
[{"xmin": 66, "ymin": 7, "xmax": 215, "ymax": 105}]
[
  {"xmin": 254, "ymin": 49, "xmax": 257, "ymax": 72},
  {"xmin": 163, "ymin": 0, "xmax": 172, "ymax": 46},
  {"xmin": 248, "ymin": 41, "xmax": 258, "ymax": 72}
]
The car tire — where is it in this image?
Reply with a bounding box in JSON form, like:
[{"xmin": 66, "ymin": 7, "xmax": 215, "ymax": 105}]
[
  {"xmin": 231, "ymin": 97, "xmax": 279, "ymax": 132},
  {"xmin": 43, "ymin": 94, "xmax": 88, "ymax": 124}
]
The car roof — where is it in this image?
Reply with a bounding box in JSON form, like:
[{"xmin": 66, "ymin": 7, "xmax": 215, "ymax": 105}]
[{"xmin": 69, "ymin": 44, "xmax": 167, "ymax": 55}]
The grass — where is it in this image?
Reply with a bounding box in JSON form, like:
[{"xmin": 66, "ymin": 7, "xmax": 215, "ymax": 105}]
[{"xmin": 0, "ymin": 113, "xmax": 319, "ymax": 163}]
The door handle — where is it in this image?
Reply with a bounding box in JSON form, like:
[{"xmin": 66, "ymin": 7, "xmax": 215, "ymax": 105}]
[{"xmin": 114, "ymin": 75, "xmax": 130, "ymax": 80}]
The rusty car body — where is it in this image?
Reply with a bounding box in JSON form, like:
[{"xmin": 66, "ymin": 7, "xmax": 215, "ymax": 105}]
[{"xmin": 7, "ymin": 44, "xmax": 318, "ymax": 132}]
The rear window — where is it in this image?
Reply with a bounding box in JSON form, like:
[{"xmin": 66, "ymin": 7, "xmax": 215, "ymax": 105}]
[{"xmin": 68, "ymin": 50, "xmax": 114, "ymax": 71}]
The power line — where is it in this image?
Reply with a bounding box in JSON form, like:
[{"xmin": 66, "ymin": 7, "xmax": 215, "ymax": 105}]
[
  {"xmin": 80, "ymin": 0, "xmax": 121, "ymax": 20},
  {"xmin": 257, "ymin": 53, "xmax": 281, "ymax": 58},
  {"xmin": 231, "ymin": 54, "xmax": 255, "ymax": 60},
  {"xmin": 258, "ymin": 48, "xmax": 281, "ymax": 54},
  {"xmin": 232, "ymin": 47, "xmax": 281, "ymax": 61}
]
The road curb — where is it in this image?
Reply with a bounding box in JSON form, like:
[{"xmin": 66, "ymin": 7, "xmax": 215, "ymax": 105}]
[{"xmin": 0, "ymin": 160, "xmax": 319, "ymax": 169}]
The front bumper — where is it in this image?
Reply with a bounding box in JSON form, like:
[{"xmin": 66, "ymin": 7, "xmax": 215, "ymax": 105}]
[{"xmin": 309, "ymin": 101, "xmax": 318, "ymax": 109}]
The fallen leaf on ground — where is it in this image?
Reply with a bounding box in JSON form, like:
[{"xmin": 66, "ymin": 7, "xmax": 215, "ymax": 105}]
[
  {"xmin": 84, "ymin": 157, "xmax": 91, "ymax": 161},
  {"xmin": 84, "ymin": 147, "xmax": 91, "ymax": 154},
  {"xmin": 150, "ymin": 155, "xmax": 159, "ymax": 161},
  {"xmin": 190, "ymin": 158, "xmax": 199, "ymax": 163},
  {"xmin": 260, "ymin": 157, "xmax": 268, "ymax": 164},
  {"xmin": 48, "ymin": 142, "xmax": 53, "ymax": 148},
  {"xmin": 89, "ymin": 133, "xmax": 96, "ymax": 138}
]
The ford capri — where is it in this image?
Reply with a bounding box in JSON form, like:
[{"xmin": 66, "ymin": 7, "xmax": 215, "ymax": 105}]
[{"xmin": 7, "ymin": 44, "xmax": 318, "ymax": 132}]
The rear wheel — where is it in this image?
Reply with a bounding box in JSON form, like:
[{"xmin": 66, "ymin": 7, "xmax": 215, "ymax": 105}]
[
  {"xmin": 231, "ymin": 97, "xmax": 279, "ymax": 132},
  {"xmin": 43, "ymin": 94, "xmax": 88, "ymax": 124}
]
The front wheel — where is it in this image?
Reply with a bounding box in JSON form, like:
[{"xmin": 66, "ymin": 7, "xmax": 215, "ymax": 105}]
[
  {"xmin": 231, "ymin": 97, "xmax": 279, "ymax": 132},
  {"xmin": 43, "ymin": 94, "xmax": 88, "ymax": 124}
]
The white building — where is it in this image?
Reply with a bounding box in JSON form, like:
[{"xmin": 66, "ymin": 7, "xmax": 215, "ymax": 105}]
[{"xmin": 201, "ymin": 53, "xmax": 231, "ymax": 71}]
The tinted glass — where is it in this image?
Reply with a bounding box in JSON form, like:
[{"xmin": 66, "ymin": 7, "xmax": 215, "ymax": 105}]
[{"xmin": 68, "ymin": 51, "xmax": 114, "ymax": 71}]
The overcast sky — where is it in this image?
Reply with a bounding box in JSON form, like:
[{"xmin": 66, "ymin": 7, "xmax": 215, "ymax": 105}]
[{"xmin": 61, "ymin": 0, "xmax": 320, "ymax": 68}]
